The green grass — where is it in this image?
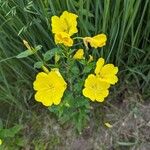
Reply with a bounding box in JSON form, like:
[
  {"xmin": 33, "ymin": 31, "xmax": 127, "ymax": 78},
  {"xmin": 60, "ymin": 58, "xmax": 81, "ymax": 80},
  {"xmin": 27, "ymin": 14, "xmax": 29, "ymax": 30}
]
[
  {"xmin": 0, "ymin": 1, "xmax": 149, "ymax": 103},
  {"xmin": 0, "ymin": 0, "xmax": 150, "ymax": 148}
]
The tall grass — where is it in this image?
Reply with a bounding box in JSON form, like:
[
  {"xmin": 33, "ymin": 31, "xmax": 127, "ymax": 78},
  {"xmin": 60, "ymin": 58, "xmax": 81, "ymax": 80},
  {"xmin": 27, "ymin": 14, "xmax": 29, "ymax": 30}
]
[{"xmin": 0, "ymin": 0, "xmax": 149, "ymax": 112}]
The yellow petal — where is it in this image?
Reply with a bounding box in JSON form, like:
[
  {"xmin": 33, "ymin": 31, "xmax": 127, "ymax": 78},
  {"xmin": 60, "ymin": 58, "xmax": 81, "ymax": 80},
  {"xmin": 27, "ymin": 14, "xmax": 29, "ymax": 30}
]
[
  {"xmin": 33, "ymin": 72, "xmax": 49, "ymax": 91},
  {"xmin": 90, "ymin": 34, "xmax": 107, "ymax": 48},
  {"xmin": 53, "ymin": 95, "xmax": 63, "ymax": 105},
  {"xmin": 101, "ymin": 64, "xmax": 118, "ymax": 75},
  {"xmin": 83, "ymin": 37, "xmax": 92, "ymax": 49},
  {"xmin": 95, "ymin": 58, "xmax": 105, "ymax": 75},
  {"xmin": 82, "ymin": 88, "xmax": 95, "ymax": 101},
  {"xmin": 95, "ymin": 58, "xmax": 119, "ymax": 85},
  {"xmin": 84, "ymin": 74, "xmax": 95, "ymax": 88},
  {"xmin": 54, "ymin": 32, "xmax": 73, "ymax": 47},
  {"xmin": 73, "ymin": 49, "xmax": 84, "ymax": 59},
  {"xmin": 83, "ymin": 34, "xmax": 107, "ymax": 48},
  {"xmin": 51, "ymin": 16, "xmax": 66, "ymax": 34},
  {"xmin": 35, "ymin": 90, "xmax": 53, "ymax": 106},
  {"xmin": 60, "ymin": 11, "xmax": 78, "ymax": 36},
  {"xmin": 100, "ymin": 64, "xmax": 118, "ymax": 84},
  {"xmin": 105, "ymin": 122, "xmax": 113, "ymax": 128},
  {"xmin": 96, "ymin": 89, "xmax": 109, "ymax": 102}
]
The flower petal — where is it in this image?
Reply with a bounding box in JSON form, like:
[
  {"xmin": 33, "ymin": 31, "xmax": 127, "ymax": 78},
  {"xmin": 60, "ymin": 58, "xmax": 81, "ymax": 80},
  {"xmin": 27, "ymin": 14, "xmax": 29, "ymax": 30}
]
[
  {"xmin": 51, "ymin": 16, "xmax": 66, "ymax": 34},
  {"xmin": 54, "ymin": 32, "xmax": 73, "ymax": 47},
  {"xmin": 60, "ymin": 11, "xmax": 78, "ymax": 36},
  {"xmin": 91, "ymin": 34, "xmax": 107, "ymax": 48},
  {"xmin": 73, "ymin": 49, "xmax": 84, "ymax": 59},
  {"xmin": 95, "ymin": 58, "xmax": 105, "ymax": 75}
]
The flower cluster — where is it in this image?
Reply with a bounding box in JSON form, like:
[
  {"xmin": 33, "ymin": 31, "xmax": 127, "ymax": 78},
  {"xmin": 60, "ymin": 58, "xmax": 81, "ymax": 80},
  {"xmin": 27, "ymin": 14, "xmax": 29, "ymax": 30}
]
[
  {"xmin": 83, "ymin": 58, "xmax": 118, "ymax": 102},
  {"xmin": 32, "ymin": 11, "xmax": 118, "ymax": 106}
]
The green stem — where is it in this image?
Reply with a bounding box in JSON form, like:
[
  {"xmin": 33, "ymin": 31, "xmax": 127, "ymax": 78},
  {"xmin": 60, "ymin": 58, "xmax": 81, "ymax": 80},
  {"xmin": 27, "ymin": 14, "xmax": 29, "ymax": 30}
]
[
  {"xmin": 73, "ymin": 37, "xmax": 83, "ymax": 40},
  {"xmin": 23, "ymin": 40, "xmax": 49, "ymax": 73}
]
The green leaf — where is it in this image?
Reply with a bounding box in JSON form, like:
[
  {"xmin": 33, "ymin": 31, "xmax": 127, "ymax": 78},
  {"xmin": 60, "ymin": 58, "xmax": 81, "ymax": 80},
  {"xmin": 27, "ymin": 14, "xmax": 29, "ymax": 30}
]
[
  {"xmin": 35, "ymin": 45, "xmax": 42, "ymax": 51},
  {"xmin": 16, "ymin": 45, "xmax": 42, "ymax": 59},
  {"xmin": 43, "ymin": 48, "xmax": 61, "ymax": 61},
  {"xmin": 74, "ymin": 97, "xmax": 90, "ymax": 108},
  {"xmin": 83, "ymin": 63, "xmax": 95, "ymax": 74},
  {"xmin": 15, "ymin": 137, "xmax": 27, "ymax": 147},
  {"xmin": 74, "ymin": 80, "xmax": 84, "ymax": 92},
  {"xmin": 71, "ymin": 65, "xmax": 80, "ymax": 75},
  {"xmin": 34, "ymin": 61, "xmax": 43, "ymax": 69},
  {"xmin": 79, "ymin": 9, "xmax": 94, "ymax": 17},
  {"xmin": 16, "ymin": 50, "xmax": 33, "ymax": 58},
  {"xmin": 0, "ymin": 125, "xmax": 23, "ymax": 138}
]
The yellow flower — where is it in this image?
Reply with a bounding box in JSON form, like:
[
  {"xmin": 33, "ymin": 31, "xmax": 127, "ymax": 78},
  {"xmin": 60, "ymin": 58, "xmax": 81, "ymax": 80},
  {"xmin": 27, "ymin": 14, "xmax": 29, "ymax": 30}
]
[
  {"xmin": 54, "ymin": 32, "xmax": 73, "ymax": 47},
  {"xmin": 0, "ymin": 139, "xmax": 2, "ymax": 145},
  {"xmin": 51, "ymin": 11, "xmax": 78, "ymax": 47},
  {"xmin": 73, "ymin": 49, "xmax": 84, "ymax": 59},
  {"xmin": 51, "ymin": 11, "xmax": 78, "ymax": 36},
  {"xmin": 95, "ymin": 58, "xmax": 118, "ymax": 85},
  {"xmin": 83, "ymin": 34, "xmax": 107, "ymax": 48},
  {"xmin": 82, "ymin": 74, "xmax": 110, "ymax": 102},
  {"xmin": 33, "ymin": 69, "xmax": 67, "ymax": 106}
]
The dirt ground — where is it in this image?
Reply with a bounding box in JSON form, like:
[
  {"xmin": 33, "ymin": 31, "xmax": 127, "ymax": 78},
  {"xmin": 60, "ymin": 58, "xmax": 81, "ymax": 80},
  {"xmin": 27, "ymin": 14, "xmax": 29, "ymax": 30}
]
[{"xmin": 21, "ymin": 89, "xmax": 150, "ymax": 150}]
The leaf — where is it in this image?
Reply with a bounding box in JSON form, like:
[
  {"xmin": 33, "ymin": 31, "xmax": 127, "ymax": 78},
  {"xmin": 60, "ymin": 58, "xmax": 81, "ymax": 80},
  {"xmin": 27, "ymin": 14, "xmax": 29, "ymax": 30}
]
[
  {"xmin": 117, "ymin": 141, "xmax": 136, "ymax": 146},
  {"xmin": 16, "ymin": 45, "xmax": 42, "ymax": 59},
  {"xmin": 34, "ymin": 61, "xmax": 43, "ymax": 69},
  {"xmin": 0, "ymin": 125, "xmax": 23, "ymax": 138},
  {"xmin": 71, "ymin": 65, "xmax": 80, "ymax": 75},
  {"xmin": 79, "ymin": 60, "xmax": 86, "ymax": 65},
  {"xmin": 83, "ymin": 63, "xmax": 95, "ymax": 74},
  {"xmin": 16, "ymin": 50, "xmax": 33, "ymax": 58},
  {"xmin": 15, "ymin": 137, "xmax": 27, "ymax": 147},
  {"xmin": 35, "ymin": 45, "xmax": 42, "ymax": 51},
  {"xmin": 74, "ymin": 98, "xmax": 89, "ymax": 108},
  {"xmin": 79, "ymin": 9, "xmax": 94, "ymax": 17},
  {"xmin": 43, "ymin": 48, "xmax": 61, "ymax": 61},
  {"xmin": 74, "ymin": 80, "xmax": 84, "ymax": 92}
]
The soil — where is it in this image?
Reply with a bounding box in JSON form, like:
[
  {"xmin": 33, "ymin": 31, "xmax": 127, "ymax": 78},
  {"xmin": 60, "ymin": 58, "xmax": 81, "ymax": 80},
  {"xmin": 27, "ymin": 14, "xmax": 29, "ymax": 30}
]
[{"xmin": 23, "ymin": 91, "xmax": 150, "ymax": 150}]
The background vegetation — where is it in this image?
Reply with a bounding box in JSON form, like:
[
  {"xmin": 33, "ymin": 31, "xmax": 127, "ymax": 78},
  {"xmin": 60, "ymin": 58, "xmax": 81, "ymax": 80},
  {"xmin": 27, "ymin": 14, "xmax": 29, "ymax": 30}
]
[{"xmin": 0, "ymin": 0, "xmax": 150, "ymax": 149}]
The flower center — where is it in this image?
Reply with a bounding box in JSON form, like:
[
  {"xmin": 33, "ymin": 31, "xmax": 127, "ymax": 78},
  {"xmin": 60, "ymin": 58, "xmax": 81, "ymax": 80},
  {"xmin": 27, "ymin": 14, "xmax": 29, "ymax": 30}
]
[
  {"xmin": 64, "ymin": 19, "xmax": 71, "ymax": 33},
  {"xmin": 48, "ymin": 84, "xmax": 55, "ymax": 91},
  {"xmin": 91, "ymin": 84, "xmax": 98, "ymax": 90},
  {"xmin": 98, "ymin": 73, "xmax": 104, "ymax": 79}
]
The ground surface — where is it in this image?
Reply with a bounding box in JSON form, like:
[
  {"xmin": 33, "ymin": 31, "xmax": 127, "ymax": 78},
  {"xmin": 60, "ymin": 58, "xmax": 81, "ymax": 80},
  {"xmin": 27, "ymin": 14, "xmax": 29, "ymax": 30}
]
[{"xmin": 1, "ymin": 89, "xmax": 150, "ymax": 150}]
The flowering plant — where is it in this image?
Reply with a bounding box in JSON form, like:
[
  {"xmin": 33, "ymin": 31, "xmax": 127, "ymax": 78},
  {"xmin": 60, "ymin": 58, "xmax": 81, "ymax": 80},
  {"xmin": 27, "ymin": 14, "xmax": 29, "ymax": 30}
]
[{"xmin": 17, "ymin": 11, "xmax": 118, "ymax": 132}]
